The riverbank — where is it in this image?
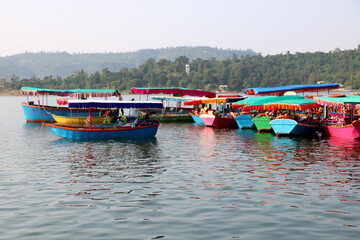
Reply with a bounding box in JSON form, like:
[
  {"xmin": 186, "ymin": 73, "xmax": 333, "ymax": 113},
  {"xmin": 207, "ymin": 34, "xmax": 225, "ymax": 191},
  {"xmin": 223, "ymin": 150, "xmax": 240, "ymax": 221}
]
[{"xmin": 0, "ymin": 89, "xmax": 21, "ymax": 96}]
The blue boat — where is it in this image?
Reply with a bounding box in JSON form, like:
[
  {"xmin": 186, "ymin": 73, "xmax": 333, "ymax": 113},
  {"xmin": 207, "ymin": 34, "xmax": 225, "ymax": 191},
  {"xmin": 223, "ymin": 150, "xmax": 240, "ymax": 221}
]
[
  {"xmin": 21, "ymin": 87, "xmax": 119, "ymax": 122},
  {"xmin": 44, "ymin": 122, "xmax": 160, "ymax": 140},
  {"xmin": 270, "ymin": 119, "xmax": 317, "ymax": 136},
  {"xmin": 234, "ymin": 114, "xmax": 254, "ymax": 129},
  {"xmin": 21, "ymin": 103, "xmax": 100, "ymax": 122},
  {"xmin": 43, "ymin": 100, "xmax": 164, "ymax": 140},
  {"xmin": 189, "ymin": 112, "xmax": 204, "ymax": 125},
  {"xmin": 264, "ymin": 98, "xmax": 321, "ymax": 136}
]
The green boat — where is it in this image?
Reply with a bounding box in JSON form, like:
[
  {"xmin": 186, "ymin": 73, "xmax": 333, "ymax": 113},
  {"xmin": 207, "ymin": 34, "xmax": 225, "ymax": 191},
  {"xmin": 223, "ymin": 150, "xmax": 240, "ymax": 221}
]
[{"xmin": 252, "ymin": 116, "xmax": 272, "ymax": 132}]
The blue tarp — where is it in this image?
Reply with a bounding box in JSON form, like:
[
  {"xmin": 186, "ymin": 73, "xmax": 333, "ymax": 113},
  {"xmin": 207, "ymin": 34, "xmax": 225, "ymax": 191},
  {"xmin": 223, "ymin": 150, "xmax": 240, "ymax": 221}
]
[{"xmin": 244, "ymin": 83, "xmax": 340, "ymax": 95}]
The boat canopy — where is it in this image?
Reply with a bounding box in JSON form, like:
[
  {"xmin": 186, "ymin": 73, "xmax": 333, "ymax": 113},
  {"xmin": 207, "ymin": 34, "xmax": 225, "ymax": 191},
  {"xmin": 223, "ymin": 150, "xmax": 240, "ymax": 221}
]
[
  {"xmin": 232, "ymin": 95, "xmax": 303, "ymax": 110},
  {"xmin": 151, "ymin": 96, "xmax": 205, "ymax": 103},
  {"xmin": 68, "ymin": 100, "xmax": 164, "ymax": 109},
  {"xmin": 313, "ymin": 96, "xmax": 360, "ymax": 109},
  {"xmin": 244, "ymin": 83, "xmax": 340, "ymax": 96},
  {"xmin": 131, "ymin": 87, "xmax": 216, "ymax": 98},
  {"xmin": 21, "ymin": 87, "xmax": 119, "ymax": 98},
  {"xmin": 183, "ymin": 97, "xmax": 245, "ymax": 106},
  {"xmin": 263, "ymin": 98, "xmax": 320, "ymax": 111}
]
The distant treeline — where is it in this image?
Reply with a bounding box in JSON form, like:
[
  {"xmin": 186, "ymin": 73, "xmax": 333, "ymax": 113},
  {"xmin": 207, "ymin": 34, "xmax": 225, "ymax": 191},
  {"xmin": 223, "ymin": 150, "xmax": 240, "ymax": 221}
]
[{"xmin": 1, "ymin": 46, "xmax": 360, "ymax": 93}]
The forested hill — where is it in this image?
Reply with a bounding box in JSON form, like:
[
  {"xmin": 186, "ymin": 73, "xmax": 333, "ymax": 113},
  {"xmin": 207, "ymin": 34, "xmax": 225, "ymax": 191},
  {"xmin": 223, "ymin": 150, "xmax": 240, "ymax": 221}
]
[
  {"xmin": 0, "ymin": 47, "xmax": 256, "ymax": 79},
  {"xmin": 2, "ymin": 46, "xmax": 359, "ymax": 94}
]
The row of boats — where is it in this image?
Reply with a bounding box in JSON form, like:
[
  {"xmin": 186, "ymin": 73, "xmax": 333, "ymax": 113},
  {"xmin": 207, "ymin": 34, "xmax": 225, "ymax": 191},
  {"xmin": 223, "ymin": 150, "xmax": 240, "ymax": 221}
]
[{"xmin": 20, "ymin": 83, "xmax": 360, "ymax": 140}]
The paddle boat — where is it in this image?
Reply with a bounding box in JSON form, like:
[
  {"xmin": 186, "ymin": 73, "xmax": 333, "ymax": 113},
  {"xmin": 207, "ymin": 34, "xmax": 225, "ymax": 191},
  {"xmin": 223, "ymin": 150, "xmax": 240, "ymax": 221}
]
[
  {"xmin": 313, "ymin": 95, "xmax": 360, "ymax": 139},
  {"xmin": 43, "ymin": 100, "xmax": 164, "ymax": 140},
  {"xmin": 21, "ymin": 87, "xmax": 119, "ymax": 122}
]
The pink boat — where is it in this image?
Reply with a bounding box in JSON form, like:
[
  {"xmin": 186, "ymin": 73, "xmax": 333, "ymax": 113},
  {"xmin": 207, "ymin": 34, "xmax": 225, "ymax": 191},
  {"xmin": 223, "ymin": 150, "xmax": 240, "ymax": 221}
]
[
  {"xmin": 322, "ymin": 119, "xmax": 360, "ymax": 139},
  {"xmin": 200, "ymin": 113, "xmax": 238, "ymax": 128},
  {"xmin": 313, "ymin": 95, "xmax": 360, "ymax": 139}
]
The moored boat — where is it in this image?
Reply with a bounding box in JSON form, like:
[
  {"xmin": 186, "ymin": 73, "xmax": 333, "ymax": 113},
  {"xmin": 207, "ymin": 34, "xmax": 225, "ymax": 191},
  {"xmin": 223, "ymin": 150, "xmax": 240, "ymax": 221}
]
[
  {"xmin": 314, "ymin": 95, "xmax": 360, "ymax": 139},
  {"xmin": 44, "ymin": 121, "xmax": 159, "ymax": 140},
  {"xmin": 189, "ymin": 111, "xmax": 204, "ymax": 125},
  {"xmin": 21, "ymin": 87, "xmax": 119, "ymax": 122},
  {"xmin": 264, "ymin": 97, "xmax": 321, "ymax": 136},
  {"xmin": 252, "ymin": 115, "xmax": 272, "ymax": 132},
  {"xmin": 131, "ymin": 87, "xmax": 216, "ymax": 123},
  {"xmin": 233, "ymin": 113, "xmax": 255, "ymax": 129},
  {"xmin": 199, "ymin": 113, "xmax": 238, "ymax": 128},
  {"xmin": 44, "ymin": 100, "xmax": 164, "ymax": 140}
]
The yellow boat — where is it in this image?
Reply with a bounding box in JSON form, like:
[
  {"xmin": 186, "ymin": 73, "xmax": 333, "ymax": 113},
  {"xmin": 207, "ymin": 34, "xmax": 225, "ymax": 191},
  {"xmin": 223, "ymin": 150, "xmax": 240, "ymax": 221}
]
[{"xmin": 51, "ymin": 114, "xmax": 113, "ymax": 125}]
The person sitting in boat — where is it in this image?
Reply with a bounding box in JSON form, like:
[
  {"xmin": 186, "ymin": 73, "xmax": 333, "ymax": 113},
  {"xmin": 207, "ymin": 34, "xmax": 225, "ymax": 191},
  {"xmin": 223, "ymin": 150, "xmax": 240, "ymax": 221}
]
[{"xmin": 306, "ymin": 115, "xmax": 313, "ymax": 124}]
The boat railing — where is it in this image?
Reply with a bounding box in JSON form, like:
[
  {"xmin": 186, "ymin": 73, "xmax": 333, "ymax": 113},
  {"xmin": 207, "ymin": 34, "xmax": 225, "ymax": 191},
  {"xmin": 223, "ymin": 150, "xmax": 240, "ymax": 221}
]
[{"xmin": 322, "ymin": 119, "xmax": 345, "ymax": 127}]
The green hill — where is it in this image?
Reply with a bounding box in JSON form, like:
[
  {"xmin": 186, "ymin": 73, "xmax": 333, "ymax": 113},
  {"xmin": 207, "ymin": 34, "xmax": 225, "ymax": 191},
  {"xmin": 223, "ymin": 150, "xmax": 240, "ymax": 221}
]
[{"xmin": 0, "ymin": 47, "xmax": 256, "ymax": 79}]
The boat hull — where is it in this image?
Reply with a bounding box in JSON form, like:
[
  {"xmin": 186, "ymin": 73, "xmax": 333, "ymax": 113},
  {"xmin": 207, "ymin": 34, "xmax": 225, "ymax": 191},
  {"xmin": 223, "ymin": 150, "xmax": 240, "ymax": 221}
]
[
  {"xmin": 253, "ymin": 116, "xmax": 272, "ymax": 132},
  {"xmin": 270, "ymin": 119, "xmax": 317, "ymax": 136},
  {"xmin": 190, "ymin": 112, "xmax": 204, "ymax": 125},
  {"xmin": 21, "ymin": 102, "xmax": 102, "ymax": 122},
  {"xmin": 52, "ymin": 114, "xmax": 113, "ymax": 125},
  {"xmin": 322, "ymin": 120, "xmax": 360, "ymax": 139},
  {"xmin": 44, "ymin": 122, "xmax": 159, "ymax": 140},
  {"xmin": 235, "ymin": 114, "xmax": 254, "ymax": 129},
  {"xmin": 200, "ymin": 114, "xmax": 237, "ymax": 128}
]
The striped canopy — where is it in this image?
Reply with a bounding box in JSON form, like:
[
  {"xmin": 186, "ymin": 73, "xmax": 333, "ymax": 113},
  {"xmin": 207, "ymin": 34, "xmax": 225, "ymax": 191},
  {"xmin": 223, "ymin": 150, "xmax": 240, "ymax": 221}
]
[
  {"xmin": 262, "ymin": 98, "xmax": 320, "ymax": 111},
  {"xmin": 131, "ymin": 87, "xmax": 216, "ymax": 98},
  {"xmin": 232, "ymin": 95, "xmax": 305, "ymax": 110}
]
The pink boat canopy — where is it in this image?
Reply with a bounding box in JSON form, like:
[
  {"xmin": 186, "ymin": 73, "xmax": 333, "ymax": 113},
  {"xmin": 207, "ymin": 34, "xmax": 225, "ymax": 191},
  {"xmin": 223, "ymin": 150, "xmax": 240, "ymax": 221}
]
[
  {"xmin": 313, "ymin": 95, "xmax": 360, "ymax": 109},
  {"xmin": 21, "ymin": 87, "xmax": 119, "ymax": 98},
  {"xmin": 130, "ymin": 87, "xmax": 216, "ymax": 98}
]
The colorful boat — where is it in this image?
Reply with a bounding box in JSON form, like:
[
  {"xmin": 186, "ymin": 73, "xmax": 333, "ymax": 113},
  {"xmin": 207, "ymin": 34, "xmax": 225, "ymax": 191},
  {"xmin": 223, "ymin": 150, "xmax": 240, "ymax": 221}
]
[
  {"xmin": 43, "ymin": 100, "xmax": 164, "ymax": 140},
  {"xmin": 313, "ymin": 95, "xmax": 360, "ymax": 139},
  {"xmin": 234, "ymin": 113, "xmax": 255, "ymax": 129},
  {"xmin": 252, "ymin": 116, "xmax": 272, "ymax": 132},
  {"xmin": 232, "ymin": 95, "xmax": 304, "ymax": 132},
  {"xmin": 21, "ymin": 87, "xmax": 119, "ymax": 122},
  {"xmin": 184, "ymin": 96, "xmax": 245, "ymax": 126},
  {"xmin": 131, "ymin": 88, "xmax": 216, "ymax": 123},
  {"xmin": 199, "ymin": 113, "xmax": 238, "ymax": 128},
  {"xmin": 270, "ymin": 119, "xmax": 318, "ymax": 136},
  {"xmin": 189, "ymin": 111, "xmax": 204, "ymax": 125},
  {"xmin": 263, "ymin": 97, "xmax": 321, "ymax": 136}
]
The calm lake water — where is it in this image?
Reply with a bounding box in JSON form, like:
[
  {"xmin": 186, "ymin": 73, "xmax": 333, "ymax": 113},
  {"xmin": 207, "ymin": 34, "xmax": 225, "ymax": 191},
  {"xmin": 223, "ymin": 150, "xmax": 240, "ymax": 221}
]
[{"xmin": 0, "ymin": 95, "xmax": 359, "ymax": 239}]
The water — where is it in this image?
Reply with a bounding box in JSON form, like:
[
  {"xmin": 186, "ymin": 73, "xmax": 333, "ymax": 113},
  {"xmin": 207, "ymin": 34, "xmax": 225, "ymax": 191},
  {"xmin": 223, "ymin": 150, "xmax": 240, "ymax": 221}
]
[{"xmin": 0, "ymin": 96, "xmax": 359, "ymax": 240}]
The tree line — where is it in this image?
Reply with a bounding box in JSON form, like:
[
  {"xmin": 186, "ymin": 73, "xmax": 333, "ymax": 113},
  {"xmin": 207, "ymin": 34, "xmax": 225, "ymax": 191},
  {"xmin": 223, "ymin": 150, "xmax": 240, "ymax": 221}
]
[{"xmin": 2, "ymin": 46, "xmax": 360, "ymax": 93}]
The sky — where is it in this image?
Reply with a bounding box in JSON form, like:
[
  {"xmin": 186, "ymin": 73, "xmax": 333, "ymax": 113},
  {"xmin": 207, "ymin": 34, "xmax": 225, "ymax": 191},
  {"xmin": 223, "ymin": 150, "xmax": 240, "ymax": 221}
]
[{"xmin": 1, "ymin": 0, "xmax": 359, "ymax": 57}]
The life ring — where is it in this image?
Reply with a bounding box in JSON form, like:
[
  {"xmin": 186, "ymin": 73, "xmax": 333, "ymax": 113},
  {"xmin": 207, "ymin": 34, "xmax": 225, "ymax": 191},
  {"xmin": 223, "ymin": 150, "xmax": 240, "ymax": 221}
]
[{"xmin": 328, "ymin": 94, "xmax": 346, "ymax": 97}]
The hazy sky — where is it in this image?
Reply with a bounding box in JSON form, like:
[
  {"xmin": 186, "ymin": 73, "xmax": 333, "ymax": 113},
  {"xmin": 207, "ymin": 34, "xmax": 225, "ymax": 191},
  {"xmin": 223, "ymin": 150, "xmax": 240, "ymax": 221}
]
[{"xmin": 1, "ymin": 0, "xmax": 359, "ymax": 57}]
